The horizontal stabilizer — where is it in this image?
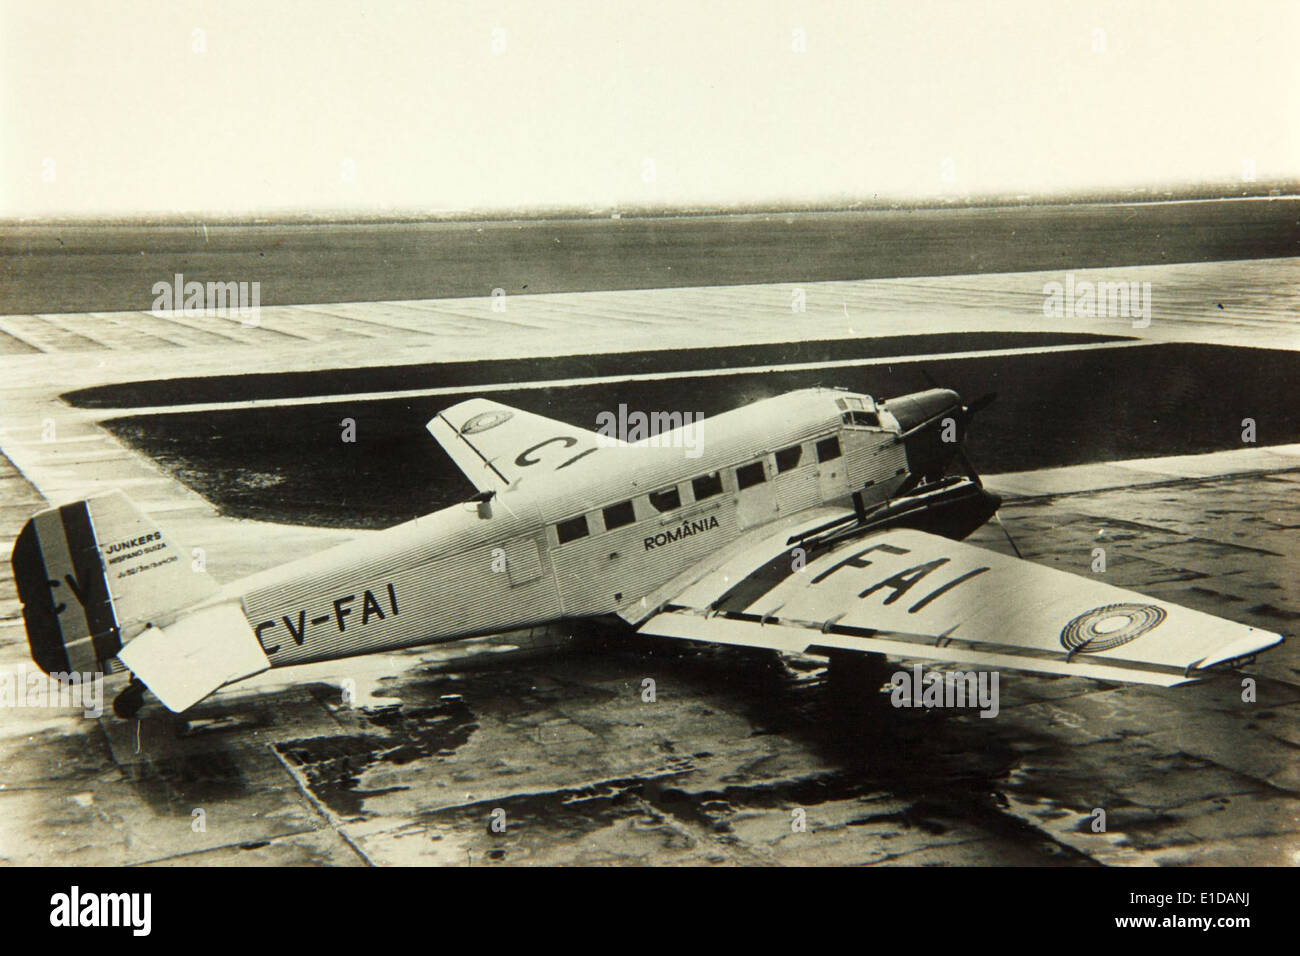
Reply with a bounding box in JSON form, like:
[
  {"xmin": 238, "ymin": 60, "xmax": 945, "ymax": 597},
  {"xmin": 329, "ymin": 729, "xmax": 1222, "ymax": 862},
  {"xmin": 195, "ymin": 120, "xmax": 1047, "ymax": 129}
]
[{"xmin": 117, "ymin": 603, "xmax": 270, "ymax": 712}]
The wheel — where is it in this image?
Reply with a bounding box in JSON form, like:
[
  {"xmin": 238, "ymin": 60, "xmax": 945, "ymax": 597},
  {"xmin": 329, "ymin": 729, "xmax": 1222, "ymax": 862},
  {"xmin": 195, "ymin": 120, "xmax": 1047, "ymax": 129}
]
[
  {"xmin": 825, "ymin": 651, "xmax": 894, "ymax": 711},
  {"xmin": 112, "ymin": 679, "xmax": 147, "ymax": 719}
]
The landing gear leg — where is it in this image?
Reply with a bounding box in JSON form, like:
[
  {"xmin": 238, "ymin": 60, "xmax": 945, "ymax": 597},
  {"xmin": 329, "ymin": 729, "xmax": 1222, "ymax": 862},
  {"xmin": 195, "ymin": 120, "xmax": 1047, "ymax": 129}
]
[
  {"xmin": 826, "ymin": 651, "xmax": 894, "ymax": 714},
  {"xmin": 113, "ymin": 678, "xmax": 147, "ymax": 719}
]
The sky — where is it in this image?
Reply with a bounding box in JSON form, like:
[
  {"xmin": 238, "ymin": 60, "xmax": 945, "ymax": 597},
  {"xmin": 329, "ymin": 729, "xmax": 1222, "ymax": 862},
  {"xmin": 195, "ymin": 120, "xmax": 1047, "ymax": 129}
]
[{"xmin": 3, "ymin": 0, "xmax": 1297, "ymax": 217}]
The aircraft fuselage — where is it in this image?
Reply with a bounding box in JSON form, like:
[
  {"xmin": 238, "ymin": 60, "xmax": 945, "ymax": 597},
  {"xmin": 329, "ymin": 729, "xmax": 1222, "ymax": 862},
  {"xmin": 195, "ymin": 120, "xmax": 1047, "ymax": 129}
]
[{"xmin": 224, "ymin": 387, "xmax": 949, "ymax": 669}]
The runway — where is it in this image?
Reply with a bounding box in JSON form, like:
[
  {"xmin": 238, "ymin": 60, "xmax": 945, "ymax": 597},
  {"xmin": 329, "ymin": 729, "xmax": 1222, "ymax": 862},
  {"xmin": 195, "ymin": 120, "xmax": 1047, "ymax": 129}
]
[{"xmin": 0, "ymin": 245, "xmax": 1297, "ymax": 866}]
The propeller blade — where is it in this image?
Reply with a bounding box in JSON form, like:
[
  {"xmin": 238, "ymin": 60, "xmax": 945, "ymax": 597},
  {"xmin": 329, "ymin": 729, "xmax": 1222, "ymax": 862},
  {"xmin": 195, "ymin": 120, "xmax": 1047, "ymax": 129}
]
[
  {"xmin": 955, "ymin": 447, "xmax": 983, "ymax": 488},
  {"xmin": 897, "ymin": 402, "xmax": 965, "ymax": 440},
  {"xmin": 964, "ymin": 391, "xmax": 997, "ymax": 416},
  {"xmin": 994, "ymin": 512, "xmax": 1023, "ymax": 559}
]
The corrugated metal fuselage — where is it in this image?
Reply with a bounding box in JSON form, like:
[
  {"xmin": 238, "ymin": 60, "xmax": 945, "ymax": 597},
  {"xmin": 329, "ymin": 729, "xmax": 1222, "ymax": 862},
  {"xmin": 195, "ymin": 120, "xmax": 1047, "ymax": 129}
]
[{"xmin": 227, "ymin": 389, "xmax": 909, "ymax": 669}]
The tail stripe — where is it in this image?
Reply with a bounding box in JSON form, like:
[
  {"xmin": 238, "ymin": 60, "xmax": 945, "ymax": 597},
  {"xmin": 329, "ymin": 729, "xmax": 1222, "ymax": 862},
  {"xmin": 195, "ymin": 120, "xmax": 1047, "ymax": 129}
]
[
  {"xmin": 58, "ymin": 500, "xmax": 121, "ymax": 664},
  {"xmin": 11, "ymin": 520, "xmax": 71, "ymax": 674},
  {"xmin": 29, "ymin": 509, "xmax": 99, "ymax": 673}
]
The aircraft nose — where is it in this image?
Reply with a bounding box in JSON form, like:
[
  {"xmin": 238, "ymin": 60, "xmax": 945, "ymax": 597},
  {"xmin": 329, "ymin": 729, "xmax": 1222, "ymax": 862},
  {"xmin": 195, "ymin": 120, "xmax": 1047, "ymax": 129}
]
[
  {"xmin": 882, "ymin": 388, "xmax": 965, "ymax": 479},
  {"xmin": 884, "ymin": 388, "xmax": 962, "ymax": 435}
]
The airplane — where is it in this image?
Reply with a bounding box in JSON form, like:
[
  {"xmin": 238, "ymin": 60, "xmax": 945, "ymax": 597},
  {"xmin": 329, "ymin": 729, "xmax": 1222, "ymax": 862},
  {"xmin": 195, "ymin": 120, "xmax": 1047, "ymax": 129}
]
[{"xmin": 11, "ymin": 385, "xmax": 1283, "ymax": 720}]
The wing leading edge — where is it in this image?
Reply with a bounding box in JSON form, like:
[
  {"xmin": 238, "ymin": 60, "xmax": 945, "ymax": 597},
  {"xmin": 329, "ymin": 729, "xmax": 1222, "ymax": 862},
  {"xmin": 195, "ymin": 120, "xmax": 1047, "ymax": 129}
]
[{"xmin": 637, "ymin": 527, "xmax": 1282, "ymax": 687}]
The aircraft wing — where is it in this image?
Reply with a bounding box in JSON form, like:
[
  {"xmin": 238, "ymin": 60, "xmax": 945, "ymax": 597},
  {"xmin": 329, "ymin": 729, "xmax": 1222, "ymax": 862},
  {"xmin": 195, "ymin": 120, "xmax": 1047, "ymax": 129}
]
[
  {"xmin": 635, "ymin": 527, "xmax": 1282, "ymax": 686},
  {"xmin": 428, "ymin": 398, "xmax": 623, "ymax": 493}
]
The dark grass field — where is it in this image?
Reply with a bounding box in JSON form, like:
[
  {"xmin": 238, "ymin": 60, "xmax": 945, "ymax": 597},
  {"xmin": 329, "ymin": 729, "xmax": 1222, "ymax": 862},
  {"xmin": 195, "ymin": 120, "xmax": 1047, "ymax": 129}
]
[
  {"xmin": 4, "ymin": 199, "xmax": 1298, "ymax": 314},
  {"xmin": 99, "ymin": 338, "xmax": 1300, "ymax": 529}
]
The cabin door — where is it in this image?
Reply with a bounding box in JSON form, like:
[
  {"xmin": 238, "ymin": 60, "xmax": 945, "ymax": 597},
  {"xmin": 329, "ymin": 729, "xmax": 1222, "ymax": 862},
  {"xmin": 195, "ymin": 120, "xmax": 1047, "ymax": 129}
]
[{"xmin": 734, "ymin": 457, "xmax": 778, "ymax": 530}]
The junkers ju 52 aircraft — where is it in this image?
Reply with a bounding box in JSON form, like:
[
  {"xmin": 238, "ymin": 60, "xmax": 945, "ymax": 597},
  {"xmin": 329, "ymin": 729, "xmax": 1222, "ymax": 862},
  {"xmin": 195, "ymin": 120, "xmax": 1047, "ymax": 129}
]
[{"xmin": 12, "ymin": 385, "xmax": 1283, "ymax": 718}]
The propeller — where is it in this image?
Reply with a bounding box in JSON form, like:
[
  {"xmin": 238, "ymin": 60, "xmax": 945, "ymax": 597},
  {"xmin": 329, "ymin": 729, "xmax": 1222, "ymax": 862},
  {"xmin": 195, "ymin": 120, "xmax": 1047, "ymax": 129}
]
[
  {"xmin": 897, "ymin": 406, "xmax": 961, "ymax": 441},
  {"xmin": 964, "ymin": 391, "xmax": 997, "ymax": 416},
  {"xmin": 896, "ymin": 389, "xmax": 997, "ymax": 441},
  {"xmin": 955, "ymin": 446, "xmax": 982, "ymax": 487},
  {"xmin": 891, "ymin": 377, "xmax": 1022, "ymax": 555},
  {"xmin": 918, "ymin": 365, "xmax": 994, "ymax": 419},
  {"xmin": 944, "ymin": 393, "xmax": 1020, "ymax": 557},
  {"xmin": 951, "ymin": 391, "xmax": 995, "ymax": 485}
]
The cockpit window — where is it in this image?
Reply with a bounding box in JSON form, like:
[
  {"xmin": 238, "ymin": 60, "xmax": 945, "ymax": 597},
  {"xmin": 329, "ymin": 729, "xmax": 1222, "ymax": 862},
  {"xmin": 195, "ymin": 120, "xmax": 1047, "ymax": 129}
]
[
  {"xmin": 836, "ymin": 395, "xmax": 875, "ymax": 416},
  {"xmin": 850, "ymin": 411, "xmax": 879, "ymax": 428},
  {"xmin": 841, "ymin": 406, "xmax": 879, "ymax": 428}
]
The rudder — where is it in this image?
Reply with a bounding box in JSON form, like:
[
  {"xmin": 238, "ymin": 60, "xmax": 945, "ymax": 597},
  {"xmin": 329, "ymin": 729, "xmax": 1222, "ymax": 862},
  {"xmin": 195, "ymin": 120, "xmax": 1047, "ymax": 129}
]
[{"xmin": 11, "ymin": 490, "xmax": 218, "ymax": 676}]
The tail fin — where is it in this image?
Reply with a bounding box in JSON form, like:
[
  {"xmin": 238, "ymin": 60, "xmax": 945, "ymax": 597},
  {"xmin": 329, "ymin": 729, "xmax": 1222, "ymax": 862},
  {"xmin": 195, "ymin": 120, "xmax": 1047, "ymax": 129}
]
[{"xmin": 12, "ymin": 490, "xmax": 220, "ymax": 676}]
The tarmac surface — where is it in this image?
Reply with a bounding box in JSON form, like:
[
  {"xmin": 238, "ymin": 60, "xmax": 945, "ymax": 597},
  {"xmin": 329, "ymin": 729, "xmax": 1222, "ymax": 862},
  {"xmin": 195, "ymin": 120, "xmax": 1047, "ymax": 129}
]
[{"xmin": 0, "ymin": 237, "xmax": 1297, "ymax": 866}]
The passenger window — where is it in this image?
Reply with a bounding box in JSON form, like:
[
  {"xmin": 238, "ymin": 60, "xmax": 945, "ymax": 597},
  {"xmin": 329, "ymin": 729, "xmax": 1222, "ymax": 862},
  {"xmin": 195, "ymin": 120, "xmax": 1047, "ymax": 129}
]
[
  {"xmin": 603, "ymin": 500, "xmax": 636, "ymax": 530},
  {"xmin": 649, "ymin": 486, "xmax": 681, "ymax": 512},
  {"xmin": 692, "ymin": 472, "xmax": 723, "ymax": 500},
  {"xmin": 775, "ymin": 445, "xmax": 802, "ymax": 473},
  {"xmin": 736, "ymin": 461, "xmax": 766, "ymax": 490},
  {"xmin": 816, "ymin": 436, "xmax": 841, "ymax": 462},
  {"xmin": 556, "ymin": 515, "xmax": 589, "ymax": 544}
]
